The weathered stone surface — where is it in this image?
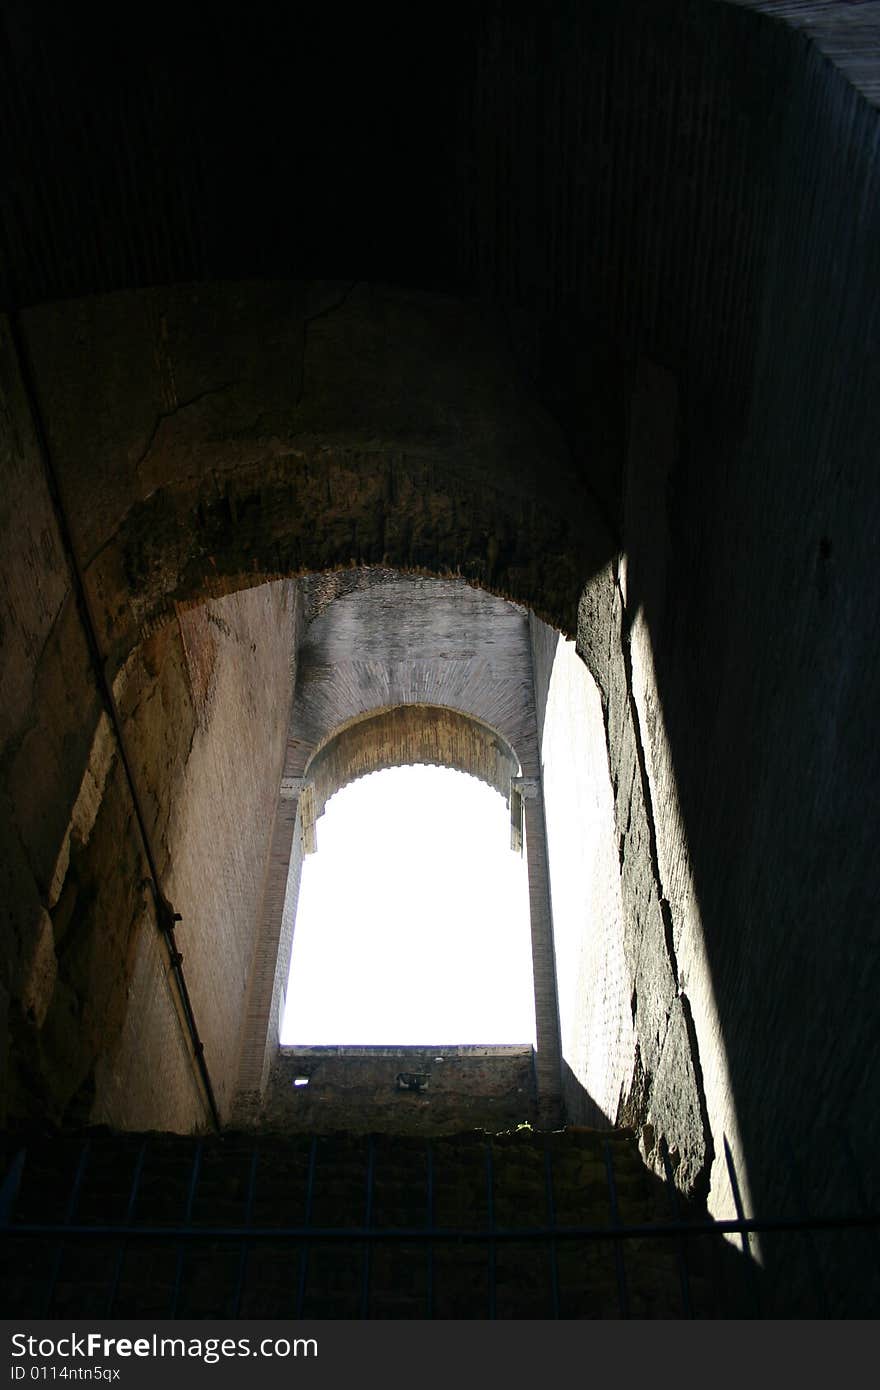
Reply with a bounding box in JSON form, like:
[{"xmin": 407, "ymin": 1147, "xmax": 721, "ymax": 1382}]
[
  {"xmin": 19, "ymin": 284, "xmax": 609, "ymax": 666},
  {"xmin": 644, "ymin": 997, "xmax": 712, "ymax": 1198},
  {"xmin": 103, "ymin": 580, "xmax": 300, "ymax": 1126},
  {"xmin": 1, "ymin": 560, "xmax": 299, "ymax": 1128},
  {"xmin": 575, "ymin": 552, "xmax": 711, "ymax": 1200},
  {"xmin": 17, "ymin": 910, "xmax": 56, "ymax": 1032},
  {"xmin": 306, "ymin": 705, "xmax": 518, "ymax": 816},
  {"xmin": 256, "ymin": 1046, "xmax": 537, "ymax": 1136},
  {"xmin": 286, "ymin": 575, "xmax": 540, "ymax": 783}
]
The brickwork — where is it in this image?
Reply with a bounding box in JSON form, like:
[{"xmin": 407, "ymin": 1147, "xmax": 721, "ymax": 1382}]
[
  {"xmin": 285, "ymin": 576, "xmax": 541, "ymax": 782},
  {"xmin": 237, "ymin": 575, "xmax": 564, "ymax": 1125},
  {"xmin": 90, "ymin": 916, "xmax": 203, "ymax": 1133},
  {"xmin": 234, "ymin": 800, "xmax": 302, "ymax": 1103},
  {"xmin": 257, "ymin": 1046, "xmax": 537, "ymax": 1135},
  {"xmin": 18, "ymin": 285, "xmax": 601, "ymax": 661},
  {"xmin": 532, "ymin": 621, "xmax": 635, "ymax": 1130},
  {"xmin": 0, "ymin": 317, "xmax": 104, "ymax": 1124},
  {"xmin": 521, "ymin": 797, "xmax": 563, "ymax": 1127},
  {"xmin": 306, "ymin": 705, "xmax": 518, "ymax": 817},
  {"xmin": 726, "ymin": 1, "xmax": 880, "ymax": 106},
  {"xmin": 0, "ymin": 555, "xmax": 299, "ymax": 1129},
  {"xmin": 109, "ymin": 581, "xmax": 299, "ymax": 1125}
]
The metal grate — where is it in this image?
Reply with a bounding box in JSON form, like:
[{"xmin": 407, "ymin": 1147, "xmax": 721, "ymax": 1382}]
[{"xmin": 2, "ymin": 1134, "xmax": 878, "ymax": 1319}]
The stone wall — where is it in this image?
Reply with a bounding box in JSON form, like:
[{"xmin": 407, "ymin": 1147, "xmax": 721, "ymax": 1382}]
[
  {"xmin": 98, "ymin": 580, "xmax": 300, "ymax": 1126},
  {"xmin": 17, "ymin": 285, "xmax": 605, "ymax": 658},
  {"xmin": 237, "ymin": 575, "xmax": 566, "ymax": 1126},
  {"xmin": 1, "ymin": 315, "xmax": 111, "ymax": 1125},
  {"xmin": 306, "ymin": 705, "xmax": 518, "ymax": 818},
  {"xmin": 629, "ymin": 29, "xmax": 880, "ymax": 1251},
  {"xmin": 0, "ymin": 342, "xmax": 300, "ymax": 1138},
  {"xmin": 531, "ymin": 620, "xmax": 634, "ymax": 1132},
  {"xmin": 258, "ymin": 1046, "xmax": 537, "ymax": 1135},
  {"xmin": 578, "ymin": 332, "xmax": 880, "ymax": 1306}
]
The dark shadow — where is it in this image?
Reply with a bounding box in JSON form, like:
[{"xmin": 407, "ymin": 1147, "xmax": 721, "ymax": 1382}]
[
  {"xmin": 560, "ymin": 1059, "xmax": 608, "ymax": 1131},
  {"xmin": 616, "ymin": 24, "xmax": 880, "ymax": 1304},
  {"xmin": 1, "ymin": 1125, "xmax": 764, "ymax": 1320}
]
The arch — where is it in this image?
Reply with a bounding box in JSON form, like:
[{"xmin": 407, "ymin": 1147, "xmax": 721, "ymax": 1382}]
[
  {"xmin": 236, "ymin": 577, "xmax": 565, "ymax": 1125},
  {"xmin": 277, "ymin": 762, "xmax": 537, "ymax": 1057},
  {"xmin": 20, "ymin": 282, "xmax": 612, "ymax": 676},
  {"xmin": 286, "ymin": 573, "xmax": 543, "ymax": 785},
  {"xmin": 304, "ymin": 705, "xmax": 521, "ymax": 823}
]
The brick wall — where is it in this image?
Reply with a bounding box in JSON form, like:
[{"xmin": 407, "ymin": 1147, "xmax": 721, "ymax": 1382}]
[
  {"xmin": 238, "ymin": 577, "xmax": 565, "ymax": 1125},
  {"xmin": 532, "ymin": 620, "xmax": 634, "ymax": 1130},
  {"xmin": 105, "ymin": 580, "xmax": 299, "ymax": 1125},
  {"xmin": 256, "ymin": 1046, "xmax": 537, "ymax": 1135}
]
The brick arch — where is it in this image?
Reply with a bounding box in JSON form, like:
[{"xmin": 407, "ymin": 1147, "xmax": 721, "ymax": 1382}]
[
  {"xmin": 305, "ymin": 704, "xmax": 521, "ymax": 821},
  {"xmin": 284, "ymin": 572, "xmax": 543, "ymax": 787},
  {"xmin": 23, "ymin": 282, "xmax": 615, "ymax": 677},
  {"xmin": 236, "ymin": 577, "xmax": 566, "ymax": 1121}
]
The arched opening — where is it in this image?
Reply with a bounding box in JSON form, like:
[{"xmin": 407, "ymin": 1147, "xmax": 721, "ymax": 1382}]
[
  {"xmin": 279, "ymin": 766, "xmax": 536, "ymax": 1048},
  {"xmin": 232, "ymin": 577, "xmax": 570, "ymax": 1131}
]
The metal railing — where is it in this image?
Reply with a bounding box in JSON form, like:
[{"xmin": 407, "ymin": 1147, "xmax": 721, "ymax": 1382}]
[{"xmin": 2, "ymin": 1134, "xmax": 878, "ymax": 1318}]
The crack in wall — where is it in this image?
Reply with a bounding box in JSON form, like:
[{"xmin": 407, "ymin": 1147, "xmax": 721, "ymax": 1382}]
[
  {"xmin": 134, "ymin": 382, "xmax": 238, "ymax": 476},
  {"xmin": 296, "ymin": 281, "xmax": 360, "ymax": 410}
]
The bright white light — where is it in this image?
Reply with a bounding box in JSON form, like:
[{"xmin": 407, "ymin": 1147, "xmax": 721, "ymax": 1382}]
[{"xmin": 280, "ymin": 765, "xmax": 536, "ymax": 1044}]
